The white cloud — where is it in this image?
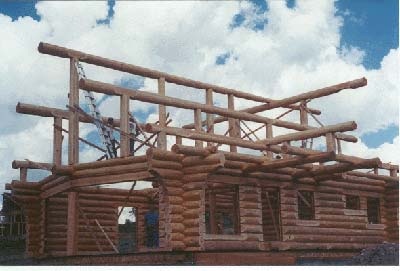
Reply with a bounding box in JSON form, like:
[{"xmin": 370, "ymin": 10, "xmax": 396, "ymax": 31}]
[{"xmin": 0, "ymin": 0, "xmax": 398, "ymax": 195}]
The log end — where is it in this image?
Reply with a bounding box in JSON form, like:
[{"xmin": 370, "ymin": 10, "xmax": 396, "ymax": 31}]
[
  {"xmin": 5, "ymin": 183, "xmax": 12, "ymax": 190},
  {"xmin": 144, "ymin": 123, "xmax": 154, "ymax": 133},
  {"xmin": 16, "ymin": 102, "xmax": 22, "ymax": 113},
  {"xmin": 11, "ymin": 160, "xmax": 18, "ymax": 169},
  {"xmin": 37, "ymin": 42, "xmax": 45, "ymax": 53},
  {"xmin": 351, "ymin": 77, "xmax": 368, "ymax": 88},
  {"xmin": 171, "ymin": 144, "xmax": 180, "ymax": 153}
]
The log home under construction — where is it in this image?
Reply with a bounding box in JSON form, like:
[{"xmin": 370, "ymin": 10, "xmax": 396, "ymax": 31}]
[{"xmin": 4, "ymin": 42, "xmax": 399, "ymax": 265}]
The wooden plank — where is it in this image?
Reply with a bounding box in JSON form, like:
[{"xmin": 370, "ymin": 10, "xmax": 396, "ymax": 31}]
[
  {"xmin": 120, "ymin": 94, "xmax": 130, "ymax": 157},
  {"xmin": 94, "ymin": 219, "xmax": 118, "ymax": 253}
]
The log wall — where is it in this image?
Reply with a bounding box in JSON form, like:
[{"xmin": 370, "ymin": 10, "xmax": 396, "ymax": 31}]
[{"xmin": 275, "ymin": 176, "xmax": 389, "ymax": 251}]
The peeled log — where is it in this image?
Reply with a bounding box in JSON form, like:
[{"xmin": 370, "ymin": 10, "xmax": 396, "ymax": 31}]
[
  {"xmin": 265, "ymin": 77, "xmax": 367, "ymax": 110},
  {"xmin": 294, "ymin": 158, "xmax": 381, "ymax": 178},
  {"xmin": 146, "ymin": 148, "xmax": 184, "ymax": 162},
  {"xmin": 182, "ymin": 153, "xmax": 225, "ymax": 167},
  {"xmin": 258, "ymin": 121, "xmax": 357, "ymax": 146},
  {"xmin": 243, "ymin": 151, "xmax": 335, "ymax": 172},
  {"xmin": 12, "ymin": 160, "xmax": 53, "ymax": 170},
  {"xmin": 171, "ymin": 144, "xmax": 217, "ymax": 156},
  {"xmin": 73, "ymin": 162, "xmax": 148, "ymax": 178}
]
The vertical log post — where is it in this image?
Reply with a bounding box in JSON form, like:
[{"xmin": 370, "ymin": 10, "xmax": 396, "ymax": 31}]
[
  {"xmin": 66, "ymin": 192, "xmax": 78, "ymax": 255},
  {"xmin": 390, "ymin": 168, "xmax": 398, "ymax": 177},
  {"xmin": 300, "ymin": 100, "xmax": 308, "ymax": 148},
  {"xmin": 228, "ymin": 94, "xmax": 239, "ymax": 152},
  {"xmin": 67, "ymin": 58, "xmax": 79, "ymax": 256},
  {"xmin": 68, "ymin": 58, "xmax": 79, "ymax": 165},
  {"xmin": 337, "ymin": 138, "xmax": 342, "ymax": 154},
  {"xmin": 120, "ymin": 94, "xmax": 130, "ymax": 157},
  {"xmin": 176, "ymin": 136, "xmax": 182, "ymax": 145},
  {"xmin": 157, "ymin": 77, "xmax": 167, "ymax": 150},
  {"xmin": 20, "ymin": 168, "xmax": 27, "ymax": 182},
  {"xmin": 326, "ymin": 132, "xmax": 336, "ymax": 152},
  {"xmin": 194, "ymin": 109, "xmax": 203, "ymax": 147},
  {"xmin": 206, "ymin": 89, "xmax": 214, "ymax": 147},
  {"xmin": 209, "ymin": 191, "xmax": 217, "ymax": 234},
  {"xmin": 233, "ymin": 185, "xmax": 240, "ymax": 234},
  {"xmin": 53, "ymin": 117, "xmax": 63, "ymax": 166},
  {"xmin": 266, "ymin": 123, "xmax": 273, "ymax": 158}
]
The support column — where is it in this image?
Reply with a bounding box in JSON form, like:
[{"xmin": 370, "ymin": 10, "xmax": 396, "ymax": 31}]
[
  {"xmin": 68, "ymin": 58, "xmax": 79, "ymax": 165},
  {"xmin": 66, "ymin": 192, "xmax": 78, "ymax": 255},
  {"xmin": 206, "ymin": 89, "xmax": 214, "ymax": 147},
  {"xmin": 300, "ymin": 100, "xmax": 308, "ymax": 148},
  {"xmin": 67, "ymin": 58, "xmax": 79, "ymax": 256},
  {"xmin": 157, "ymin": 77, "xmax": 167, "ymax": 150},
  {"xmin": 208, "ymin": 191, "xmax": 217, "ymax": 234},
  {"xmin": 20, "ymin": 168, "xmax": 27, "ymax": 182},
  {"xmin": 53, "ymin": 117, "xmax": 63, "ymax": 166},
  {"xmin": 194, "ymin": 109, "xmax": 203, "ymax": 148},
  {"xmin": 120, "ymin": 94, "xmax": 130, "ymax": 157},
  {"xmin": 228, "ymin": 94, "xmax": 239, "ymax": 152},
  {"xmin": 326, "ymin": 132, "xmax": 336, "ymax": 152},
  {"xmin": 266, "ymin": 124, "xmax": 273, "ymax": 158}
]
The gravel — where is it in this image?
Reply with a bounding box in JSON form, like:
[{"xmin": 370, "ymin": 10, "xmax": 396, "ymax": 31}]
[{"xmin": 350, "ymin": 242, "xmax": 399, "ymax": 266}]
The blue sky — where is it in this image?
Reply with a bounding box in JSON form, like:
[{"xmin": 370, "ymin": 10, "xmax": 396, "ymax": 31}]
[{"xmin": 0, "ymin": 0, "xmax": 398, "ymax": 168}]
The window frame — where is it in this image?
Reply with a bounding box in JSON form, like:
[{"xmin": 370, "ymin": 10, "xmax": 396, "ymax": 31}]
[
  {"xmin": 345, "ymin": 195, "xmax": 360, "ymax": 210},
  {"xmin": 367, "ymin": 197, "xmax": 381, "ymax": 224},
  {"xmin": 297, "ymin": 190, "xmax": 315, "ymax": 220}
]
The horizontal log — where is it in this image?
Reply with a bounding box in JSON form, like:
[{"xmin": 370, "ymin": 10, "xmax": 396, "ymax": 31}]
[
  {"xmin": 171, "ymin": 144, "xmax": 217, "ymax": 156},
  {"xmin": 182, "ymin": 153, "xmax": 225, "ymax": 167},
  {"xmin": 148, "ymin": 159, "xmax": 182, "ymax": 170},
  {"xmin": 16, "ymin": 102, "xmax": 124, "ymax": 127},
  {"xmin": 266, "ymin": 77, "xmax": 367, "ymax": 110},
  {"xmin": 73, "ymin": 162, "xmax": 148, "ymax": 178},
  {"xmin": 183, "ymin": 164, "xmax": 223, "ymax": 175},
  {"xmin": 271, "ymin": 241, "xmax": 378, "ymax": 251},
  {"xmin": 259, "ymin": 121, "xmax": 357, "ymax": 146},
  {"xmin": 243, "ymin": 151, "xmax": 335, "ymax": 172},
  {"xmin": 347, "ymin": 171, "xmax": 399, "ymax": 182},
  {"xmin": 12, "ymin": 160, "xmax": 53, "ymax": 170},
  {"xmin": 146, "ymin": 148, "xmax": 184, "ymax": 162},
  {"xmin": 71, "ymin": 171, "xmax": 153, "ymax": 187},
  {"xmin": 294, "ymin": 158, "xmax": 381, "ymax": 178},
  {"xmin": 284, "ymin": 234, "xmax": 383, "ymax": 243},
  {"xmin": 74, "ymin": 155, "xmax": 147, "ymax": 171}
]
